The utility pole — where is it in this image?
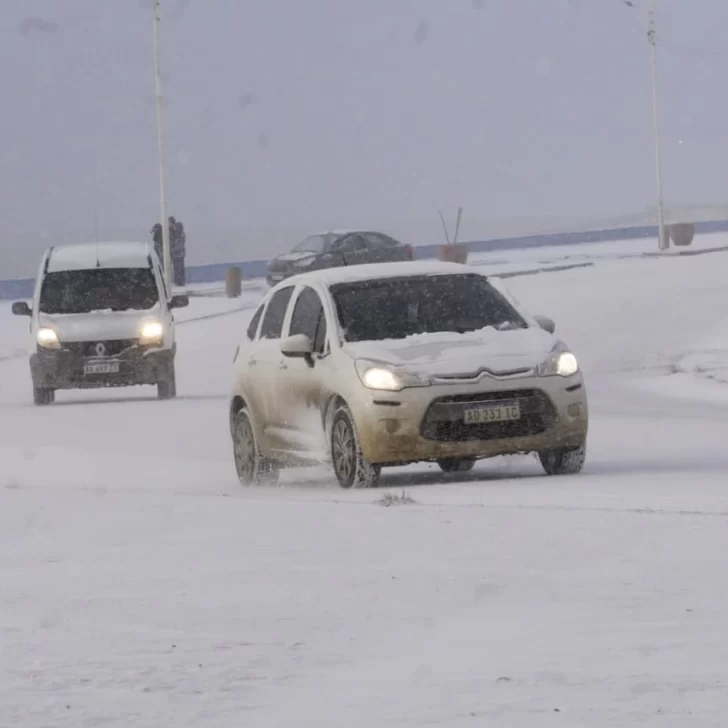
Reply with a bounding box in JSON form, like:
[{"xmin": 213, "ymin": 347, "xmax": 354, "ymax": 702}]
[
  {"xmin": 152, "ymin": 0, "xmax": 173, "ymax": 289},
  {"xmin": 648, "ymin": 1, "xmax": 668, "ymax": 251}
]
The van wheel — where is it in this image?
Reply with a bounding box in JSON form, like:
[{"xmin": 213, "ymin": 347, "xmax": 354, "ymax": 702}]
[
  {"xmin": 233, "ymin": 408, "xmax": 279, "ymax": 485},
  {"xmin": 330, "ymin": 404, "xmax": 380, "ymax": 489},
  {"xmin": 437, "ymin": 457, "xmax": 476, "ymax": 473},
  {"xmin": 157, "ymin": 363, "xmax": 177, "ymax": 400},
  {"xmin": 33, "ymin": 386, "xmax": 55, "ymax": 406}
]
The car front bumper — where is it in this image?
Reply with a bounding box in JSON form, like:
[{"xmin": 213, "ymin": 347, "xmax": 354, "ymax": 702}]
[
  {"xmin": 30, "ymin": 345, "xmax": 175, "ymax": 390},
  {"xmin": 351, "ymin": 373, "xmax": 588, "ymax": 465}
]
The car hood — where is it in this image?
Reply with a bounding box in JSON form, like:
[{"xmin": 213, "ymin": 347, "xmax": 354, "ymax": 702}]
[
  {"xmin": 39, "ymin": 306, "xmax": 162, "ymax": 343},
  {"xmin": 342, "ymin": 327, "xmax": 557, "ymax": 378},
  {"xmin": 271, "ymin": 251, "xmax": 316, "ymax": 265}
]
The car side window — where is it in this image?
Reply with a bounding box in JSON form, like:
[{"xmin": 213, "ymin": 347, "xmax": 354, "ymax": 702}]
[
  {"xmin": 246, "ymin": 304, "xmax": 264, "ymax": 340},
  {"xmin": 259, "ymin": 287, "xmax": 294, "ymax": 339},
  {"xmin": 288, "ymin": 286, "xmax": 328, "ymax": 353},
  {"xmin": 331, "ymin": 234, "xmax": 366, "ymax": 253}
]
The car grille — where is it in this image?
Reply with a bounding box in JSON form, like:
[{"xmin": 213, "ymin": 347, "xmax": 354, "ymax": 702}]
[
  {"xmin": 420, "ymin": 388, "xmax": 558, "ymax": 442},
  {"xmin": 62, "ymin": 339, "xmax": 138, "ymax": 358}
]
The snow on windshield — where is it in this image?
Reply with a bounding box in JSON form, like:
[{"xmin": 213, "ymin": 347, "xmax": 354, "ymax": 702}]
[{"xmin": 330, "ymin": 274, "xmax": 527, "ymax": 342}]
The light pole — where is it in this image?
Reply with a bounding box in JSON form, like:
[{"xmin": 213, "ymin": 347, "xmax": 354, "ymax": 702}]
[
  {"xmin": 647, "ymin": 1, "xmax": 669, "ymax": 250},
  {"xmin": 152, "ymin": 0, "xmax": 172, "ymax": 289}
]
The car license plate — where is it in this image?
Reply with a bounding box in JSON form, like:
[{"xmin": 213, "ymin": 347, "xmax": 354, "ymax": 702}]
[
  {"xmin": 84, "ymin": 361, "xmax": 120, "ymax": 375},
  {"xmin": 464, "ymin": 402, "xmax": 521, "ymax": 424}
]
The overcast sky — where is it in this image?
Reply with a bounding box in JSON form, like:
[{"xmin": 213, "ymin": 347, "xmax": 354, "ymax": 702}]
[{"xmin": 1, "ymin": 0, "xmax": 727, "ymax": 275}]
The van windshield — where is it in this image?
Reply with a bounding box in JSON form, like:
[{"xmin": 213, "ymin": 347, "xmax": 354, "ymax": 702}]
[{"xmin": 39, "ymin": 268, "xmax": 159, "ymax": 314}]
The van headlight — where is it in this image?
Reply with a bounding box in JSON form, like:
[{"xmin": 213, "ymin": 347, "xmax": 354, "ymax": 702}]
[
  {"xmin": 37, "ymin": 327, "xmax": 60, "ymax": 350},
  {"xmin": 355, "ymin": 360, "xmax": 431, "ymax": 391},
  {"xmin": 139, "ymin": 320, "xmax": 164, "ymax": 346},
  {"xmin": 538, "ymin": 345, "xmax": 579, "ymax": 377}
]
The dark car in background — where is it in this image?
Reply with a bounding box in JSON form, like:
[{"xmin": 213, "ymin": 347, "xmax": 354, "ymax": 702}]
[{"xmin": 265, "ymin": 230, "xmax": 413, "ymax": 286}]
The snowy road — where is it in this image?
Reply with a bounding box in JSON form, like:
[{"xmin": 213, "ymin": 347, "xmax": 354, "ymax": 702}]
[{"xmin": 2, "ymin": 247, "xmax": 728, "ymax": 726}]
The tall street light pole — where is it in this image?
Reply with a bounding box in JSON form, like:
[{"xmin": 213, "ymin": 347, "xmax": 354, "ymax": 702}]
[
  {"xmin": 647, "ymin": 1, "xmax": 669, "ymax": 250},
  {"xmin": 152, "ymin": 0, "xmax": 172, "ymax": 289}
]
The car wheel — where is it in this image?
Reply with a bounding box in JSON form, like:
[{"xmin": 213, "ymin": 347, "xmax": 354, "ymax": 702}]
[
  {"xmin": 437, "ymin": 457, "xmax": 476, "ymax": 473},
  {"xmin": 330, "ymin": 404, "xmax": 380, "ymax": 489},
  {"xmin": 233, "ymin": 408, "xmax": 279, "ymax": 486},
  {"xmin": 538, "ymin": 444, "xmax": 586, "ymax": 476},
  {"xmin": 157, "ymin": 362, "xmax": 177, "ymax": 400},
  {"xmin": 33, "ymin": 386, "xmax": 54, "ymax": 406}
]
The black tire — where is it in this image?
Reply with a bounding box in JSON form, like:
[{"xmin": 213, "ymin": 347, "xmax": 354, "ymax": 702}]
[
  {"xmin": 157, "ymin": 362, "xmax": 177, "ymax": 400},
  {"xmin": 538, "ymin": 444, "xmax": 586, "ymax": 476},
  {"xmin": 437, "ymin": 457, "xmax": 476, "ymax": 473},
  {"xmin": 330, "ymin": 404, "xmax": 380, "ymax": 489},
  {"xmin": 33, "ymin": 386, "xmax": 54, "ymax": 406},
  {"xmin": 232, "ymin": 408, "xmax": 279, "ymax": 486}
]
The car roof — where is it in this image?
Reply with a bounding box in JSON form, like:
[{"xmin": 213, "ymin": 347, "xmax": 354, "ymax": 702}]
[
  {"xmin": 46, "ymin": 241, "xmax": 153, "ymax": 273},
  {"xmin": 273, "ymin": 260, "xmax": 477, "ymax": 290}
]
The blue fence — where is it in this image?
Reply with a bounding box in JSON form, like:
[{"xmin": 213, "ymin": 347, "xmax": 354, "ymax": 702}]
[{"xmin": 3, "ymin": 219, "xmax": 728, "ymax": 301}]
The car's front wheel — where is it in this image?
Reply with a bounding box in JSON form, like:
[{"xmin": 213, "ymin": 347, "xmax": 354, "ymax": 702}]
[
  {"xmin": 33, "ymin": 385, "xmax": 55, "ymax": 406},
  {"xmin": 157, "ymin": 362, "xmax": 177, "ymax": 400},
  {"xmin": 233, "ymin": 408, "xmax": 279, "ymax": 486},
  {"xmin": 538, "ymin": 444, "xmax": 586, "ymax": 476},
  {"xmin": 437, "ymin": 457, "xmax": 476, "ymax": 473},
  {"xmin": 330, "ymin": 404, "xmax": 380, "ymax": 489}
]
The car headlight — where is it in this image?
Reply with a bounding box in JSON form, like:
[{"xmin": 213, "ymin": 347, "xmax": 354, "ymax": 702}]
[
  {"xmin": 355, "ymin": 360, "xmax": 431, "ymax": 392},
  {"xmin": 37, "ymin": 327, "xmax": 60, "ymax": 350},
  {"xmin": 139, "ymin": 320, "xmax": 164, "ymax": 346},
  {"xmin": 538, "ymin": 345, "xmax": 579, "ymax": 377},
  {"xmin": 292, "ymin": 257, "xmax": 315, "ymax": 269}
]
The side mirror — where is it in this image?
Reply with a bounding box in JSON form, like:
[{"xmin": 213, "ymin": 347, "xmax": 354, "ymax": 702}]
[
  {"xmin": 534, "ymin": 315, "xmax": 555, "ymax": 334},
  {"xmin": 281, "ymin": 333, "xmax": 314, "ymax": 360},
  {"xmin": 169, "ymin": 295, "xmax": 189, "ymax": 310},
  {"xmin": 12, "ymin": 301, "xmax": 32, "ymax": 317}
]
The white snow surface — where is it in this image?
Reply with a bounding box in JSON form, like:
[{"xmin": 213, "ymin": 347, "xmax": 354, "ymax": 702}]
[{"xmin": 3, "ymin": 237, "xmax": 728, "ymax": 726}]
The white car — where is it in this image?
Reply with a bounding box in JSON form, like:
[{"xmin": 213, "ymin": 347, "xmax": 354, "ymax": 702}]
[
  {"xmin": 229, "ymin": 261, "xmax": 588, "ymax": 488},
  {"xmin": 12, "ymin": 241, "xmax": 188, "ymax": 404}
]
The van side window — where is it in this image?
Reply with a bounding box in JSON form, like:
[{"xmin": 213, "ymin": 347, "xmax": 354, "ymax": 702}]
[
  {"xmin": 259, "ymin": 287, "xmax": 294, "ymax": 339},
  {"xmin": 246, "ymin": 304, "xmax": 264, "ymax": 341},
  {"xmin": 288, "ymin": 286, "xmax": 328, "ymax": 353}
]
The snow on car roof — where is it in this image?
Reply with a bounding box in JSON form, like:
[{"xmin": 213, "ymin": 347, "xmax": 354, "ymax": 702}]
[
  {"xmin": 282, "ymin": 260, "xmax": 478, "ymax": 288},
  {"xmin": 47, "ymin": 242, "xmax": 153, "ymax": 273}
]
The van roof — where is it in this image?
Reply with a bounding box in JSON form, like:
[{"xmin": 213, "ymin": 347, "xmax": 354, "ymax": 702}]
[{"xmin": 46, "ymin": 242, "xmax": 153, "ymax": 273}]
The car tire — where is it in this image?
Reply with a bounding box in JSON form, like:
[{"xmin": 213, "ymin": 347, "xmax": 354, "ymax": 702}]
[
  {"xmin": 157, "ymin": 362, "xmax": 177, "ymax": 400},
  {"xmin": 33, "ymin": 386, "xmax": 54, "ymax": 406},
  {"xmin": 538, "ymin": 444, "xmax": 586, "ymax": 476},
  {"xmin": 330, "ymin": 403, "xmax": 381, "ymax": 489},
  {"xmin": 437, "ymin": 457, "xmax": 476, "ymax": 473},
  {"xmin": 233, "ymin": 408, "xmax": 280, "ymax": 486}
]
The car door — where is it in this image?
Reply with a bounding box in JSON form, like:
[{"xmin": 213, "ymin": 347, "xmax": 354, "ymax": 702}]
[
  {"xmin": 246, "ymin": 285, "xmax": 295, "ymax": 451},
  {"xmin": 271, "ymin": 284, "xmax": 331, "ymax": 458},
  {"xmin": 329, "ymin": 233, "xmax": 370, "ymax": 267}
]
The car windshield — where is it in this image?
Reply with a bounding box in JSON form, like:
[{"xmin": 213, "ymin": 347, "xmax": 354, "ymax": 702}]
[
  {"xmin": 292, "ymin": 235, "xmax": 326, "ymax": 253},
  {"xmin": 39, "ymin": 268, "xmax": 159, "ymax": 314},
  {"xmin": 330, "ymin": 274, "xmax": 527, "ymax": 342}
]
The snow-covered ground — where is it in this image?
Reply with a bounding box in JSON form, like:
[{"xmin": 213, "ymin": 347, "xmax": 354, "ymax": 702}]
[{"xmin": 2, "ymin": 238, "xmax": 728, "ymax": 726}]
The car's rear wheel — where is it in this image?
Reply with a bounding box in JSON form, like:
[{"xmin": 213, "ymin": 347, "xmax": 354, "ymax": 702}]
[
  {"xmin": 233, "ymin": 408, "xmax": 279, "ymax": 486},
  {"xmin": 437, "ymin": 457, "xmax": 476, "ymax": 473},
  {"xmin": 157, "ymin": 362, "xmax": 177, "ymax": 400},
  {"xmin": 331, "ymin": 404, "xmax": 380, "ymax": 489},
  {"xmin": 538, "ymin": 444, "xmax": 586, "ymax": 476},
  {"xmin": 33, "ymin": 386, "xmax": 54, "ymax": 406}
]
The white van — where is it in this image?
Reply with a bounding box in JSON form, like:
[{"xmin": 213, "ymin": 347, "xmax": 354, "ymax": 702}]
[{"xmin": 12, "ymin": 241, "xmax": 188, "ymax": 405}]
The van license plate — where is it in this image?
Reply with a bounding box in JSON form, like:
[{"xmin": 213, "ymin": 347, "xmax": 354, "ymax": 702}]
[
  {"xmin": 464, "ymin": 402, "xmax": 521, "ymax": 424},
  {"xmin": 84, "ymin": 361, "xmax": 120, "ymax": 375}
]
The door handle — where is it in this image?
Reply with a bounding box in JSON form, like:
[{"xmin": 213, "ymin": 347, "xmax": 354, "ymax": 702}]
[{"xmin": 279, "ymin": 361, "xmax": 288, "ymax": 370}]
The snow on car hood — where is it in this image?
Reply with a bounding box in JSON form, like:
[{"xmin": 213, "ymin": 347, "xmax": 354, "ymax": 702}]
[
  {"xmin": 274, "ymin": 251, "xmax": 316, "ymax": 263},
  {"xmin": 343, "ymin": 327, "xmax": 557, "ymax": 377},
  {"xmin": 39, "ymin": 306, "xmax": 162, "ymax": 343}
]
